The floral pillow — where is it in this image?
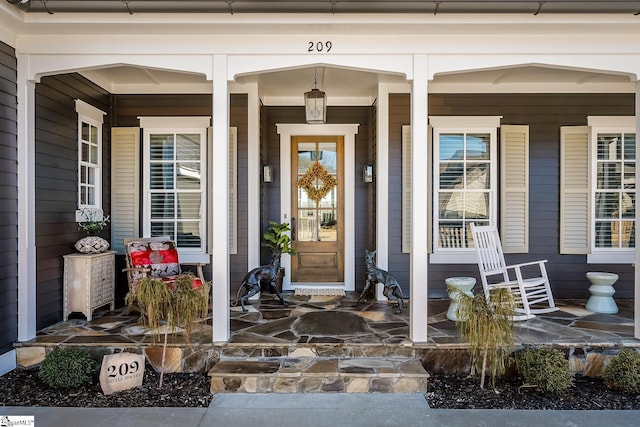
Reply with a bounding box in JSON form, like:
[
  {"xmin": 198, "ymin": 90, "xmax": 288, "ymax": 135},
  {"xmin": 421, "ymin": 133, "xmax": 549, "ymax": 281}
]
[{"xmin": 126, "ymin": 240, "xmax": 181, "ymax": 281}]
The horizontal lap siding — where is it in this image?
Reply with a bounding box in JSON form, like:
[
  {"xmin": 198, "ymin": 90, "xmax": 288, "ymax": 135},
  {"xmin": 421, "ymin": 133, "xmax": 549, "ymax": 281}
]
[
  {"xmin": 35, "ymin": 74, "xmax": 110, "ymax": 329},
  {"xmin": 388, "ymin": 94, "xmax": 411, "ymax": 295},
  {"xmin": 0, "ymin": 41, "xmax": 17, "ymax": 354},
  {"xmin": 230, "ymin": 95, "xmax": 249, "ymax": 290},
  {"xmin": 391, "ymin": 93, "xmax": 635, "ymax": 299}
]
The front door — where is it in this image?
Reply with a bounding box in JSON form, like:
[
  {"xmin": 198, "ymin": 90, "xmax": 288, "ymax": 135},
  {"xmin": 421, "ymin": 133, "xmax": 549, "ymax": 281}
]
[{"xmin": 291, "ymin": 136, "xmax": 344, "ymax": 283}]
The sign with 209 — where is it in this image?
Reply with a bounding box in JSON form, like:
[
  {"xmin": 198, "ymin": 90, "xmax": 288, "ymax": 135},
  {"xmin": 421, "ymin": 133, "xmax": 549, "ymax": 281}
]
[{"xmin": 99, "ymin": 352, "xmax": 145, "ymax": 395}]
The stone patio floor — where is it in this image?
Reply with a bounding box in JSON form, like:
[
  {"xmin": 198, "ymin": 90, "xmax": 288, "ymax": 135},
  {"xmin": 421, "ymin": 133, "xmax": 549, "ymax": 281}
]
[{"xmin": 22, "ymin": 292, "xmax": 640, "ymax": 348}]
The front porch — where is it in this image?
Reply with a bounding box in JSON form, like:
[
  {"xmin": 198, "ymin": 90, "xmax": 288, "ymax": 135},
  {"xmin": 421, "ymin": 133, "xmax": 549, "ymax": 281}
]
[{"xmin": 14, "ymin": 292, "xmax": 640, "ymax": 386}]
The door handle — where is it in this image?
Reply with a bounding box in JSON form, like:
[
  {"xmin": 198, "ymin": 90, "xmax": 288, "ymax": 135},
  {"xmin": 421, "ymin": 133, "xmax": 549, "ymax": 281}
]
[{"xmin": 291, "ymin": 217, "xmax": 296, "ymax": 241}]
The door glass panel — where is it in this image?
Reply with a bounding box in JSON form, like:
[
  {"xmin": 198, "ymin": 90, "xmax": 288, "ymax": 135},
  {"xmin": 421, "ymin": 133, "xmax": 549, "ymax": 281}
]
[
  {"xmin": 297, "ymin": 187, "xmax": 317, "ymax": 208},
  {"xmin": 318, "ymin": 142, "xmax": 337, "ymax": 173},
  {"xmin": 318, "ymin": 185, "xmax": 337, "ymax": 208},
  {"xmin": 296, "ymin": 140, "xmax": 338, "ymax": 242},
  {"xmin": 319, "ymin": 209, "xmax": 337, "ymax": 241},
  {"xmin": 297, "ymin": 142, "xmax": 316, "ymax": 174},
  {"xmin": 297, "ymin": 209, "xmax": 317, "ymax": 241}
]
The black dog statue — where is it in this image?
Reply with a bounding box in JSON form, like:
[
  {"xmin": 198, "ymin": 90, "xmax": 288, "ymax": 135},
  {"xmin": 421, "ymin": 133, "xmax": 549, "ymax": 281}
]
[
  {"xmin": 356, "ymin": 249, "xmax": 404, "ymax": 314},
  {"xmin": 232, "ymin": 251, "xmax": 288, "ymax": 312}
]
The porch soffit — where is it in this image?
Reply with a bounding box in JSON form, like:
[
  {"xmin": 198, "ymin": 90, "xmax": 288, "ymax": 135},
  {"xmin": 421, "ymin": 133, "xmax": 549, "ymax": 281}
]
[
  {"xmin": 76, "ymin": 63, "xmax": 635, "ymax": 98},
  {"xmin": 7, "ymin": 1, "xmax": 640, "ymax": 15}
]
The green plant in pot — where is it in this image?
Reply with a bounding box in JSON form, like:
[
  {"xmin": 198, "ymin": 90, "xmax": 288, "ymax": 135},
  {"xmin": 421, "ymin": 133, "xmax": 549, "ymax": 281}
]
[
  {"xmin": 262, "ymin": 221, "xmax": 296, "ymax": 289},
  {"xmin": 262, "ymin": 221, "xmax": 296, "ymax": 255}
]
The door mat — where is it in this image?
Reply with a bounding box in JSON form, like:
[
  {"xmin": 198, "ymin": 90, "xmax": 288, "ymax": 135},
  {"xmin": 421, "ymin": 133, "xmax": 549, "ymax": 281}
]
[{"xmin": 294, "ymin": 288, "xmax": 346, "ymax": 297}]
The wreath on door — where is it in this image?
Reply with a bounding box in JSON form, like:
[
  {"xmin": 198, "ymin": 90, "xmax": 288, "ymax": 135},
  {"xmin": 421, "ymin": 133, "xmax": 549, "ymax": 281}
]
[{"xmin": 297, "ymin": 161, "xmax": 337, "ymax": 204}]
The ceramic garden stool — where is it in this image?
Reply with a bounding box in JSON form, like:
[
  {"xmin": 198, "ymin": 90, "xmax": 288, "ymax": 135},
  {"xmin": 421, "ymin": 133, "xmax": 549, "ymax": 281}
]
[
  {"xmin": 446, "ymin": 277, "xmax": 476, "ymax": 321},
  {"xmin": 585, "ymin": 272, "xmax": 619, "ymax": 314}
]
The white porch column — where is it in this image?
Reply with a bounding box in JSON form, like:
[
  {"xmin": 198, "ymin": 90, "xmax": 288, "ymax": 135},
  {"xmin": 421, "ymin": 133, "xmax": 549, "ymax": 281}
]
[
  {"xmin": 375, "ymin": 84, "xmax": 390, "ymax": 300},
  {"xmin": 410, "ymin": 54, "xmax": 429, "ymax": 343},
  {"xmin": 246, "ymin": 83, "xmax": 261, "ymax": 271},
  {"xmin": 635, "ymin": 82, "xmax": 640, "ymax": 340},
  {"xmin": 17, "ymin": 55, "xmax": 37, "ymax": 343},
  {"xmin": 212, "ymin": 54, "xmax": 230, "ymax": 343}
]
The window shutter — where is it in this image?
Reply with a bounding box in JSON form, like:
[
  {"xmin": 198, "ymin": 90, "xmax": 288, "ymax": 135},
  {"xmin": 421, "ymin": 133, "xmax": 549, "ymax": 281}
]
[
  {"xmin": 560, "ymin": 126, "xmax": 590, "ymax": 254},
  {"xmin": 229, "ymin": 127, "xmax": 238, "ymax": 255},
  {"xmin": 402, "ymin": 125, "xmax": 411, "ymax": 253},
  {"xmin": 500, "ymin": 125, "xmax": 529, "ymax": 253},
  {"xmin": 427, "ymin": 124, "xmax": 432, "ymax": 254},
  {"xmin": 207, "ymin": 127, "xmax": 213, "ymax": 255},
  {"xmin": 110, "ymin": 127, "xmax": 140, "ymax": 254}
]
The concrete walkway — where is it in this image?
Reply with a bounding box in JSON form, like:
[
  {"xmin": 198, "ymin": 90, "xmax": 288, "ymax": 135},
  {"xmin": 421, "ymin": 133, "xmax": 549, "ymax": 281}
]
[{"xmin": 2, "ymin": 394, "xmax": 639, "ymax": 427}]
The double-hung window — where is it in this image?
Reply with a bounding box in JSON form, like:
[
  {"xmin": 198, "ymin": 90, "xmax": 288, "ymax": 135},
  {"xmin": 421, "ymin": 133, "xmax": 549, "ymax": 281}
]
[
  {"xmin": 140, "ymin": 117, "xmax": 210, "ymax": 262},
  {"xmin": 590, "ymin": 117, "xmax": 636, "ymax": 261},
  {"xmin": 561, "ymin": 116, "xmax": 636, "ymax": 263},
  {"xmin": 430, "ymin": 116, "xmax": 500, "ymax": 264},
  {"xmin": 75, "ymin": 100, "xmax": 106, "ymax": 218}
]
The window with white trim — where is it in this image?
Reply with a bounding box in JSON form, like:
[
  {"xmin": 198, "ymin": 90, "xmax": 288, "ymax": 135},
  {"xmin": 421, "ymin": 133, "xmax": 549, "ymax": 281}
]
[
  {"xmin": 560, "ymin": 117, "xmax": 636, "ymax": 263},
  {"xmin": 141, "ymin": 117, "xmax": 210, "ymax": 258},
  {"xmin": 590, "ymin": 118, "xmax": 636, "ymax": 253},
  {"xmin": 75, "ymin": 100, "xmax": 105, "ymax": 211},
  {"xmin": 430, "ymin": 117, "xmax": 499, "ymax": 262}
]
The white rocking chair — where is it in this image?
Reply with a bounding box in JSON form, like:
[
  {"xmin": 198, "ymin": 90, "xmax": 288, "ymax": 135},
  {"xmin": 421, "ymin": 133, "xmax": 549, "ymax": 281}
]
[{"xmin": 470, "ymin": 223, "xmax": 558, "ymax": 320}]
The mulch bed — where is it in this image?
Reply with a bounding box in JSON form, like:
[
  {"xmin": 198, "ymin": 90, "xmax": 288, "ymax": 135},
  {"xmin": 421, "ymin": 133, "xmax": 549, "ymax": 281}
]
[
  {"xmin": 0, "ymin": 368, "xmax": 212, "ymax": 407},
  {"xmin": 2, "ymin": 368, "xmax": 640, "ymax": 409},
  {"xmin": 427, "ymin": 374, "xmax": 640, "ymax": 410}
]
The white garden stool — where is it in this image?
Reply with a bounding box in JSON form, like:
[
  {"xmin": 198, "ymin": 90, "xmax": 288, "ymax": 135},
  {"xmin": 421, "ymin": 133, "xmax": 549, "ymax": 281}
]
[
  {"xmin": 585, "ymin": 272, "xmax": 619, "ymax": 314},
  {"xmin": 446, "ymin": 277, "xmax": 476, "ymax": 321}
]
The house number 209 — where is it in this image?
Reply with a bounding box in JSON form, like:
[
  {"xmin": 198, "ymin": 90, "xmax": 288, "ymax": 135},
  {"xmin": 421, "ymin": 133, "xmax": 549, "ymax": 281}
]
[
  {"xmin": 107, "ymin": 360, "xmax": 140, "ymax": 378},
  {"xmin": 308, "ymin": 41, "xmax": 332, "ymax": 52}
]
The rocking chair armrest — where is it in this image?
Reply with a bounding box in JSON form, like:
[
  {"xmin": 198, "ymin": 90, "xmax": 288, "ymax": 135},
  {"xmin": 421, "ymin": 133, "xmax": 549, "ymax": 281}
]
[
  {"xmin": 507, "ymin": 259, "xmax": 547, "ymax": 269},
  {"xmin": 122, "ymin": 266, "xmax": 151, "ymax": 276}
]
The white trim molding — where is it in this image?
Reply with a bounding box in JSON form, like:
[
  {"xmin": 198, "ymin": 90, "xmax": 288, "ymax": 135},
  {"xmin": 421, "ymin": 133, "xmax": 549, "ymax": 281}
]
[{"xmin": 276, "ymin": 123, "xmax": 359, "ymax": 292}]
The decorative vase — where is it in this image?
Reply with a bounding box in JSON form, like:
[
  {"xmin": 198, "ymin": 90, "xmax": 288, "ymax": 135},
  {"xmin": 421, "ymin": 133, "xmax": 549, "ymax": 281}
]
[{"xmin": 75, "ymin": 236, "xmax": 110, "ymax": 254}]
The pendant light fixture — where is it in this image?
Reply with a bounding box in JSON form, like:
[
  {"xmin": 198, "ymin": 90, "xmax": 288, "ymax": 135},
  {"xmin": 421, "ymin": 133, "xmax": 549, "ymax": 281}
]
[{"xmin": 304, "ymin": 67, "xmax": 327, "ymax": 124}]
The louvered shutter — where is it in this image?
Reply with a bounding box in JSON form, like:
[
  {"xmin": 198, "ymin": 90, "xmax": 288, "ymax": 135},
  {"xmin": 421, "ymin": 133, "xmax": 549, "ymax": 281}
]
[
  {"xmin": 500, "ymin": 125, "xmax": 529, "ymax": 253},
  {"xmin": 229, "ymin": 127, "xmax": 238, "ymax": 255},
  {"xmin": 560, "ymin": 126, "xmax": 590, "ymax": 254},
  {"xmin": 402, "ymin": 125, "xmax": 412, "ymax": 253},
  {"xmin": 110, "ymin": 127, "xmax": 140, "ymax": 254},
  {"xmin": 207, "ymin": 127, "xmax": 213, "ymax": 255}
]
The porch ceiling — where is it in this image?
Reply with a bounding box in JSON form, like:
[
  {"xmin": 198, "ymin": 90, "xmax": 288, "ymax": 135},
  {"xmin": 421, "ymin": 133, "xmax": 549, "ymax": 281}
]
[
  {"xmin": 7, "ymin": 1, "xmax": 640, "ymax": 15},
  {"xmin": 81, "ymin": 63, "xmax": 634, "ymax": 98}
]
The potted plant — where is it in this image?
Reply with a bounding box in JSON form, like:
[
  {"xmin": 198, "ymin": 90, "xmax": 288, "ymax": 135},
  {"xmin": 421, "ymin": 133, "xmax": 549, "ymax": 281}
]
[
  {"xmin": 262, "ymin": 221, "xmax": 296, "ymax": 291},
  {"xmin": 74, "ymin": 208, "xmax": 111, "ymax": 254},
  {"xmin": 262, "ymin": 221, "xmax": 296, "ymax": 255}
]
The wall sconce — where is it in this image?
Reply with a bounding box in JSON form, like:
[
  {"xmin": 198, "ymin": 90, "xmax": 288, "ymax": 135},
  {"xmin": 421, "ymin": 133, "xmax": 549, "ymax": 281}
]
[
  {"xmin": 304, "ymin": 68, "xmax": 327, "ymax": 124},
  {"xmin": 363, "ymin": 164, "xmax": 374, "ymax": 183},
  {"xmin": 263, "ymin": 164, "xmax": 273, "ymax": 183}
]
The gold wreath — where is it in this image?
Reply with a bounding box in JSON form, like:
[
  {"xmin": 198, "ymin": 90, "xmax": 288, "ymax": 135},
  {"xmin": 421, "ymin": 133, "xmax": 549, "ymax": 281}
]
[{"xmin": 297, "ymin": 161, "xmax": 337, "ymax": 204}]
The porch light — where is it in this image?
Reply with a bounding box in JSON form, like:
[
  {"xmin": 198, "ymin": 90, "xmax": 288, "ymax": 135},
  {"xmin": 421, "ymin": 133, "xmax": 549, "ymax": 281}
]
[
  {"xmin": 363, "ymin": 164, "xmax": 374, "ymax": 183},
  {"xmin": 304, "ymin": 68, "xmax": 327, "ymax": 124},
  {"xmin": 263, "ymin": 164, "xmax": 273, "ymax": 183}
]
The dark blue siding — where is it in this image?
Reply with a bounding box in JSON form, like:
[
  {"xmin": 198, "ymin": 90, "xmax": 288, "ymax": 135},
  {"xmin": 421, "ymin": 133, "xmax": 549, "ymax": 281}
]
[{"xmin": 0, "ymin": 41, "xmax": 18, "ymax": 354}]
